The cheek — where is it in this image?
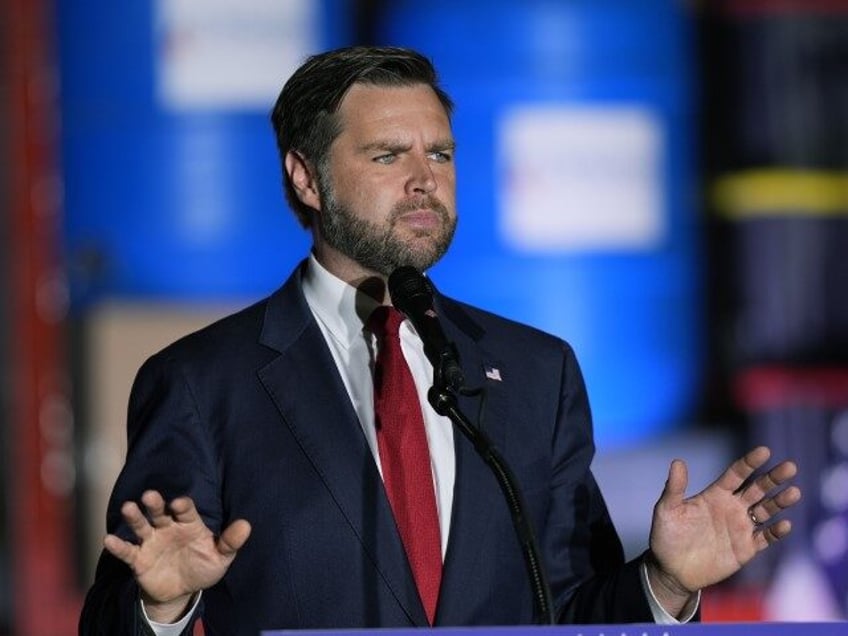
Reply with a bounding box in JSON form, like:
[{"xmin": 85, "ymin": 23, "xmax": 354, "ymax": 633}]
[
  {"xmin": 436, "ymin": 169, "xmax": 457, "ymax": 198},
  {"xmin": 351, "ymin": 172, "xmax": 404, "ymax": 201},
  {"xmin": 329, "ymin": 170, "xmax": 371, "ymax": 205},
  {"xmin": 336, "ymin": 174, "xmax": 399, "ymax": 220},
  {"xmin": 352, "ymin": 182, "xmax": 396, "ymax": 213}
]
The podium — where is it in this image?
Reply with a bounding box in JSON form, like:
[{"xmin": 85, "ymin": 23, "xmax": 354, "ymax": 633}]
[{"xmin": 264, "ymin": 623, "xmax": 846, "ymax": 636}]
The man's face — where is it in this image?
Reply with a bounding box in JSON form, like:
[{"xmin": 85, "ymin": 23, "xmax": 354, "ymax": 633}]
[{"xmin": 314, "ymin": 83, "xmax": 457, "ymax": 278}]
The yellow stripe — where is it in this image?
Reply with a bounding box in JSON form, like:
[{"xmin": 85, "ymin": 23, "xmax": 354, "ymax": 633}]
[{"xmin": 713, "ymin": 169, "xmax": 848, "ymax": 218}]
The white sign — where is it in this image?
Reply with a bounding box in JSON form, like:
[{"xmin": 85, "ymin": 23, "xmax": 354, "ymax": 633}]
[
  {"xmin": 155, "ymin": 0, "xmax": 317, "ymax": 110},
  {"xmin": 497, "ymin": 105, "xmax": 666, "ymax": 252}
]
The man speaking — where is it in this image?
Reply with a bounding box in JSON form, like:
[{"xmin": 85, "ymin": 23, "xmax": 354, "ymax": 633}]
[{"xmin": 79, "ymin": 46, "xmax": 801, "ymax": 635}]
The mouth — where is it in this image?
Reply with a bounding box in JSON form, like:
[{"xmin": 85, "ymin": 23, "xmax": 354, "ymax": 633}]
[{"xmin": 396, "ymin": 208, "xmax": 443, "ymax": 231}]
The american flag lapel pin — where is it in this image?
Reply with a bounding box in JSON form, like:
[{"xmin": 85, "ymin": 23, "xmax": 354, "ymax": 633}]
[{"xmin": 484, "ymin": 365, "xmax": 502, "ymax": 382}]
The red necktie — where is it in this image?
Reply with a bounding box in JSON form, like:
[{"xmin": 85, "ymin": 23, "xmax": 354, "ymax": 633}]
[{"xmin": 370, "ymin": 306, "xmax": 442, "ymax": 624}]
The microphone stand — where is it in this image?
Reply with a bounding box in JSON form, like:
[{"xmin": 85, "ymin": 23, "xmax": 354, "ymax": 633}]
[{"xmin": 428, "ymin": 350, "xmax": 555, "ymax": 625}]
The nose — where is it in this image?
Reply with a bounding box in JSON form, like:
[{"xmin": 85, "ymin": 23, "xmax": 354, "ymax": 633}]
[{"xmin": 405, "ymin": 154, "xmax": 437, "ymax": 195}]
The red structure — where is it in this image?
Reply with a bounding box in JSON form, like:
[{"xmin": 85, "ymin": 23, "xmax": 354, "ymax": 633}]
[{"xmin": 5, "ymin": 0, "xmax": 82, "ymax": 632}]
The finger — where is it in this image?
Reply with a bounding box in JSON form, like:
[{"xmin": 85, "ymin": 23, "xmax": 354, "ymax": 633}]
[
  {"xmin": 722, "ymin": 446, "xmax": 771, "ymax": 493},
  {"xmin": 168, "ymin": 496, "xmax": 202, "ymax": 525},
  {"xmin": 103, "ymin": 533, "xmax": 139, "ymax": 566},
  {"xmin": 658, "ymin": 459, "xmax": 688, "ymax": 508},
  {"xmin": 217, "ymin": 519, "xmax": 252, "ymax": 557},
  {"xmin": 744, "ymin": 461, "xmax": 798, "ymax": 503},
  {"xmin": 140, "ymin": 490, "xmax": 171, "ymax": 528},
  {"xmin": 121, "ymin": 500, "xmax": 154, "ymax": 540},
  {"xmin": 749, "ymin": 485, "xmax": 802, "ymax": 525},
  {"xmin": 758, "ymin": 519, "xmax": 792, "ymax": 549}
]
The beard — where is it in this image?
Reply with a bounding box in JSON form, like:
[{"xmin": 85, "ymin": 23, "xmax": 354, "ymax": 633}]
[{"xmin": 316, "ymin": 177, "xmax": 457, "ymax": 277}]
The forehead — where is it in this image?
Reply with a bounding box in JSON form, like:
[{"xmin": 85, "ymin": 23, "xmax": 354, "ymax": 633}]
[{"xmin": 334, "ymin": 83, "xmax": 452, "ymax": 140}]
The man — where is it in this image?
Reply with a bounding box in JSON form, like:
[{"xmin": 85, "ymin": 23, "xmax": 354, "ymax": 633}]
[{"xmin": 79, "ymin": 46, "xmax": 801, "ymax": 635}]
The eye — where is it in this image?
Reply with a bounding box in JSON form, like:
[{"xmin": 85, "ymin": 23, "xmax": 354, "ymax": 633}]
[
  {"xmin": 429, "ymin": 150, "xmax": 453, "ymax": 163},
  {"xmin": 373, "ymin": 153, "xmax": 396, "ymax": 165}
]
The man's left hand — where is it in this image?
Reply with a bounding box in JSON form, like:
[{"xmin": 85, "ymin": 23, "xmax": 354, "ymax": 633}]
[{"xmin": 646, "ymin": 446, "xmax": 801, "ymax": 616}]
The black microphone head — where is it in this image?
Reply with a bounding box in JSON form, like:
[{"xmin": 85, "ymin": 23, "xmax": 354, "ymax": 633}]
[
  {"xmin": 389, "ymin": 266, "xmax": 465, "ymax": 390},
  {"xmin": 388, "ymin": 266, "xmax": 433, "ymax": 316}
]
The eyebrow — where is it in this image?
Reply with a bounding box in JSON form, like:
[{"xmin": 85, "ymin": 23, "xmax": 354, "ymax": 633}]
[
  {"xmin": 430, "ymin": 139, "xmax": 457, "ymax": 153},
  {"xmin": 359, "ymin": 138, "xmax": 457, "ymax": 153}
]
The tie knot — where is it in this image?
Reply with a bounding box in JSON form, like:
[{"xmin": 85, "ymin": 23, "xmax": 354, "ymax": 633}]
[{"xmin": 369, "ymin": 306, "xmax": 405, "ymax": 339}]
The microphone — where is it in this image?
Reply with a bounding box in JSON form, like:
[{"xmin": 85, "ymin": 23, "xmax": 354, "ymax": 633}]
[{"xmin": 388, "ymin": 266, "xmax": 465, "ymax": 392}]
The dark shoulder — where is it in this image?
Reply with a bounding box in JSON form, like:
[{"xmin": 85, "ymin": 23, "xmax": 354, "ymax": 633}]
[
  {"xmin": 141, "ymin": 297, "xmax": 272, "ymax": 377},
  {"xmin": 439, "ymin": 293, "xmax": 572, "ymax": 350},
  {"xmin": 143, "ymin": 261, "xmax": 307, "ymax": 371},
  {"xmin": 436, "ymin": 293, "xmax": 589, "ymax": 413}
]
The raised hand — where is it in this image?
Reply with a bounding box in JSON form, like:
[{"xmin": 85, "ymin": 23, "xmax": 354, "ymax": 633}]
[
  {"xmin": 104, "ymin": 490, "xmax": 252, "ymax": 623},
  {"xmin": 646, "ymin": 446, "xmax": 801, "ymax": 616}
]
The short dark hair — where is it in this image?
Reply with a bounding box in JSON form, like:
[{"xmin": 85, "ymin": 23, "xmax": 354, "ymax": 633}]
[{"xmin": 270, "ymin": 46, "xmax": 454, "ymax": 227}]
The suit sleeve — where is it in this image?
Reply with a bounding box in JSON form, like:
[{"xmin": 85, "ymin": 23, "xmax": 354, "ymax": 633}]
[
  {"xmin": 79, "ymin": 352, "xmax": 217, "ymax": 635},
  {"xmin": 544, "ymin": 343, "xmax": 654, "ymax": 624}
]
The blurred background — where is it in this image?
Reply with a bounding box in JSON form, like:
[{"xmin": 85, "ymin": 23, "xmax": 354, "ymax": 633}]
[{"xmin": 3, "ymin": 0, "xmax": 848, "ymax": 633}]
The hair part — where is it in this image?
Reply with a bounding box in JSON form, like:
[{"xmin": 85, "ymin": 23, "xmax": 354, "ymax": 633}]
[{"xmin": 270, "ymin": 46, "xmax": 454, "ymax": 227}]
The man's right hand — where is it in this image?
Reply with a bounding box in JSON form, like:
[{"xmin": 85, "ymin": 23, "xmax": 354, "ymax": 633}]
[{"xmin": 104, "ymin": 490, "xmax": 252, "ymax": 624}]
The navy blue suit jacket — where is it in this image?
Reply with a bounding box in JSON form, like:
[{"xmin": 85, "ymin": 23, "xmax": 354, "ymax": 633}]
[{"xmin": 80, "ymin": 262, "xmax": 653, "ymax": 634}]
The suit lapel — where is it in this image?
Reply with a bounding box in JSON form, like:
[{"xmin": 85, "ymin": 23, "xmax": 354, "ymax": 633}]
[
  {"xmin": 256, "ymin": 265, "xmax": 428, "ymax": 625},
  {"xmin": 434, "ymin": 297, "xmax": 512, "ymax": 622}
]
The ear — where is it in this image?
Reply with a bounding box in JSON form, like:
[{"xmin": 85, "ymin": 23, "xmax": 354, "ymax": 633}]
[{"xmin": 284, "ymin": 150, "xmax": 322, "ymax": 211}]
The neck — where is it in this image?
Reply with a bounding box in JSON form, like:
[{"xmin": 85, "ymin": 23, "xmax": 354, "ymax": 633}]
[{"xmin": 311, "ymin": 247, "xmax": 390, "ymax": 305}]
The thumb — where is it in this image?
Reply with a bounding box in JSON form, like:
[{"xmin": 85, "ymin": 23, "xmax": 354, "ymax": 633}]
[
  {"xmin": 659, "ymin": 459, "xmax": 688, "ymax": 509},
  {"xmin": 217, "ymin": 519, "xmax": 252, "ymax": 557}
]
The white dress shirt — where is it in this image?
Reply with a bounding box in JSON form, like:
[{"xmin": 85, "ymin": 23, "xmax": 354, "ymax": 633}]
[{"xmin": 300, "ymin": 253, "xmax": 456, "ymax": 555}]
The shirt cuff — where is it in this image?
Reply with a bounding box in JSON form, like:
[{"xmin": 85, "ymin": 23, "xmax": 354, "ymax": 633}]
[
  {"xmin": 640, "ymin": 560, "xmax": 700, "ymax": 624},
  {"xmin": 140, "ymin": 592, "xmax": 202, "ymax": 636}
]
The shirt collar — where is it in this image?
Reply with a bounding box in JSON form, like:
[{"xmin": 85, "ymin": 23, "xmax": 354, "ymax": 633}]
[{"xmin": 302, "ymin": 252, "xmax": 383, "ymax": 349}]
